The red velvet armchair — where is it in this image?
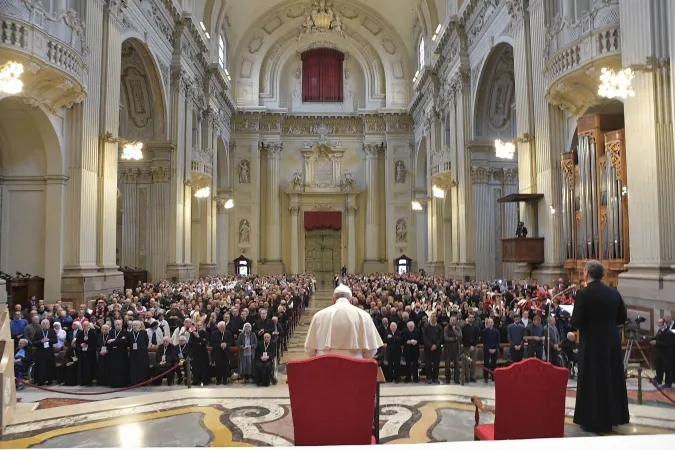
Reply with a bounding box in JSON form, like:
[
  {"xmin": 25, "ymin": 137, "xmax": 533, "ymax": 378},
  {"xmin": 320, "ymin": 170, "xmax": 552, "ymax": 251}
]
[
  {"xmin": 472, "ymin": 358, "xmax": 569, "ymax": 440},
  {"xmin": 287, "ymin": 355, "xmax": 378, "ymax": 446}
]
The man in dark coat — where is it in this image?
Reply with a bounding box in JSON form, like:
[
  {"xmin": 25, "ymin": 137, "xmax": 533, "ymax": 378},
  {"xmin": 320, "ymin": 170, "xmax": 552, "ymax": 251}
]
[
  {"xmin": 211, "ymin": 321, "xmax": 234, "ymax": 385},
  {"xmin": 254, "ymin": 333, "xmax": 276, "ymax": 386},
  {"xmin": 32, "ymin": 319, "xmax": 57, "ymax": 385},
  {"xmin": 422, "ymin": 312, "xmax": 443, "ymax": 384},
  {"xmin": 384, "ymin": 322, "xmax": 403, "ymax": 383},
  {"xmin": 75, "ymin": 320, "xmax": 97, "ymax": 386},
  {"xmin": 652, "ymin": 317, "xmax": 674, "ymax": 389},
  {"xmin": 401, "ymin": 321, "xmax": 421, "ymax": 383},
  {"xmin": 129, "ymin": 321, "xmax": 150, "ymax": 385},
  {"xmin": 154, "ymin": 336, "xmax": 177, "ymax": 386},
  {"xmin": 189, "ymin": 322, "xmax": 211, "ymax": 386},
  {"xmin": 107, "ymin": 319, "xmax": 130, "ymax": 387},
  {"xmin": 571, "ymin": 260, "xmax": 629, "ymax": 433}
]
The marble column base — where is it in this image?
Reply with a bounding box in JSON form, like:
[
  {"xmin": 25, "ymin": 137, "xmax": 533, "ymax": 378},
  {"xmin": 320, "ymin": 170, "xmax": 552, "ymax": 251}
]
[
  {"xmin": 198, "ymin": 264, "xmax": 219, "ymax": 278},
  {"xmin": 362, "ymin": 260, "xmax": 387, "ymax": 274},
  {"xmin": 61, "ymin": 269, "xmax": 124, "ymax": 303},
  {"xmin": 531, "ymin": 264, "xmax": 566, "ymax": 285},
  {"xmin": 0, "ymin": 279, "xmax": 6, "ymax": 304},
  {"xmin": 618, "ymin": 264, "xmax": 675, "ymax": 309},
  {"xmin": 166, "ymin": 264, "xmax": 196, "ymax": 282},
  {"xmin": 0, "ymin": 309, "xmax": 17, "ymax": 431},
  {"xmin": 445, "ymin": 263, "xmax": 476, "ymax": 281},
  {"xmin": 258, "ymin": 261, "xmax": 286, "ymax": 275},
  {"xmin": 425, "ymin": 262, "xmax": 445, "ymax": 276}
]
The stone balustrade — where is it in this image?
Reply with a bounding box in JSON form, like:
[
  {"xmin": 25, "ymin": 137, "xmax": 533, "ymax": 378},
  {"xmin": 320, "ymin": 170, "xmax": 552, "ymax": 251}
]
[
  {"xmin": 0, "ymin": 1, "xmax": 86, "ymax": 111},
  {"xmin": 431, "ymin": 149, "xmax": 454, "ymax": 190}
]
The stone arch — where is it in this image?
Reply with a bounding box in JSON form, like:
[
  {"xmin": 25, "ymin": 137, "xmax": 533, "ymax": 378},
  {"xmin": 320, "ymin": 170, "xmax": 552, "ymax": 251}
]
[
  {"xmin": 217, "ymin": 136, "xmax": 230, "ymax": 190},
  {"xmin": 0, "ymin": 96, "xmax": 65, "ymax": 300},
  {"xmin": 415, "ymin": 137, "xmax": 428, "ymax": 192},
  {"xmin": 119, "ymin": 38, "xmax": 168, "ymax": 142},
  {"xmin": 473, "ymin": 43, "xmax": 515, "ymax": 141}
]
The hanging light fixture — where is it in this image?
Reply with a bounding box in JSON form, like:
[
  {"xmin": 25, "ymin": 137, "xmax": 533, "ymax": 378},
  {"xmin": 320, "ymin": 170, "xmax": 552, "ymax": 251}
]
[
  {"xmin": 432, "ymin": 185, "xmax": 445, "ymax": 198},
  {"xmin": 598, "ymin": 67, "xmax": 635, "ymax": 99},
  {"xmin": 411, "ymin": 200, "xmax": 423, "ymax": 211},
  {"xmin": 224, "ymin": 199, "xmax": 234, "ymax": 209},
  {"xmin": 0, "ymin": 61, "xmax": 24, "ymax": 95},
  {"xmin": 194, "ymin": 186, "xmax": 211, "ymax": 198},
  {"xmin": 495, "ymin": 139, "xmax": 516, "ymax": 159},
  {"xmin": 121, "ymin": 141, "xmax": 143, "ymax": 160}
]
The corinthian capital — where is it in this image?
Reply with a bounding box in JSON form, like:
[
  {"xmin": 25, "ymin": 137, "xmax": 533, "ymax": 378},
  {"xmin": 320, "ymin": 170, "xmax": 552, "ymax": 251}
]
[
  {"xmin": 363, "ymin": 141, "xmax": 385, "ymax": 159},
  {"xmin": 105, "ymin": 0, "xmax": 128, "ymax": 21},
  {"xmin": 122, "ymin": 168, "xmax": 139, "ymax": 183},
  {"xmin": 262, "ymin": 141, "xmax": 283, "ymax": 159}
]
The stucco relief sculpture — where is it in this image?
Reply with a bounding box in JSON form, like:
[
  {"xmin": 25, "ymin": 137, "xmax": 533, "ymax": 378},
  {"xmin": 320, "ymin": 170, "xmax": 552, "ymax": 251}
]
[
  {"xmin": 343, "ymin": 170, "xmax": 356, "ymax": 192},
  {"xmin": 290, "ymin": 169, "xmax": 304, "ymax": 191},
  {"xmin": 395, "ymin": 160, "xmax": 407, "ymax": 184},
  {"xmin": 396, "ymin": 219, "xmax": 408, "ymax": 242},
  {"xmin": 238, "ymin": 160, "xmax": 250, "ymax": 184},
  {"xmin": 239, "ymin": 220, "xmax": 251, "ymax": 243}
]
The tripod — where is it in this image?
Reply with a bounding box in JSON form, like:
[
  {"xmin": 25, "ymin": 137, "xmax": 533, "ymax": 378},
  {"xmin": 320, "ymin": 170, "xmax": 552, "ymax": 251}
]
[{"xmin": 623, "ymin": 338, "xmax": 652, "ymax": 371}]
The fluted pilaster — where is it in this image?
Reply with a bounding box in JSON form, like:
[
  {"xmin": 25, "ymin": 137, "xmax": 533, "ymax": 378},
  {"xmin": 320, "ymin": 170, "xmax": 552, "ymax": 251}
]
[
  {"xmin": 346, "ymin": 194, "xmax": 358, "ymax": 273},
  {"xmin": 120, "ymin": 169, "xmax": 139, "ymax": 268},
  {"xmin": 149, "ymin": 168, "xmax": 170, "ymax": 279},
  {"xmin": 363, "ymin": 142, "xmax": 382, "ymax": 261},
  {"xmin": 471, "ymin": 166, "xmax": 493, "ymax": 280},
  {"xmin": 455, "ymin": 73, "xmax": 474, "ymax": 266},
  {"xmin": 265, "ymin": 142, "xmax": 283, "ymax": 262},
  {"xmin": 289, "ymin": 200, "xmax": 300, "ymax": 274},
  {"xmin": 216, "ymin": 199, "xmax": 230, "ymax": 274}
]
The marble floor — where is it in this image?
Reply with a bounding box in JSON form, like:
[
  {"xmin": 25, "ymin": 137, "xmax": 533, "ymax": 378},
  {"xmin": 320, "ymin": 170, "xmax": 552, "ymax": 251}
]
[{"xmin": 4, "ymin": 382, "xmax": 675, "ymax": 448}]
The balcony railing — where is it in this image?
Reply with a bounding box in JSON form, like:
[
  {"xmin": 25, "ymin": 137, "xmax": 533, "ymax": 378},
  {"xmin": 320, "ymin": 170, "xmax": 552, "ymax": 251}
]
[
  {"xmin": 191, "ymin": 147, "xmax": 213, "ymax": 179},
  {"xmin": 430, "ymin": 149, "xmax": 455, "ymax": 190}
]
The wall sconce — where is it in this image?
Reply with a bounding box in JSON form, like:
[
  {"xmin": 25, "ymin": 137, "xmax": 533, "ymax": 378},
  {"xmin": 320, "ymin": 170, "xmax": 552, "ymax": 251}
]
[
  {"xmin": 0, "ymin": 61, "xmax": 24, "ymax": 94},
  {"xmin": 194, "ymin": 186, "xmax": 211, "ymax": 198},
  {"xmin": 432, "ymin": 185, "xmax": 445, "ymax": 198},
  {"xmin": 494, "ymin": 133, "xmax": 533, "ymax": 160},
  {"xmin": 412, "ymin": 200, "xmax": 423, "ymax": 211},
  {"xmin": 224, "ymin": 199, "xmax": 234, "ymax": 209},
  {"xmin": 550, "ymin": 205, "xmax": 556, "ymax": 215},
  {"xmin": 598, "ymin": 68, "xmax": 635, "ymax": 99},
  {"xmin": 101, "ymin": 132, "xmax": 144, "ymax": 160}
]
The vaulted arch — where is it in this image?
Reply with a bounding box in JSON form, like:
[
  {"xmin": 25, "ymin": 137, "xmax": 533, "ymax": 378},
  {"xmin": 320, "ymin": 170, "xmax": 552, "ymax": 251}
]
[{"xmin": 473, "ymin": 43, "xmax": 515, "ymax": 141}]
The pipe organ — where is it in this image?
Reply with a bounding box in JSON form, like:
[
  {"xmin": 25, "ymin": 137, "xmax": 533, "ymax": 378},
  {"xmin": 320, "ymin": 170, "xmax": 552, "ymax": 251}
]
[{"xmin": 561, "ymin": 114, "xmax": 628, "ymax": 286}]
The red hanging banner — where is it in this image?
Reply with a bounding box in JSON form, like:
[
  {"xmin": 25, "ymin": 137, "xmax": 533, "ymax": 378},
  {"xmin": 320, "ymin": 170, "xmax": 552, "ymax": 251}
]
[{"xmin": 304, "ymin": 211, "xmax": 342, "ymax": 231}]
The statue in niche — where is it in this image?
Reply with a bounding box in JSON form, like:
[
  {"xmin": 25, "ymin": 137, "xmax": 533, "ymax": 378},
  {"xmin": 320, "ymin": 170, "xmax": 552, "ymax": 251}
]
[
  {"xmin": 396, "ymin": 219, "xmax": 408, "ymax": 243},
  {"xmin": 239, "ymin": 219, "xmax": 251, "ymax": 243},
  {"xmin": 238, "ymin": 160, "xmax": 250, "ymax": 184},
  {"xmin": 290, "ymin": 169, "xmax": 303, "ymax": 191},
  {"xmin": 343, "ymin": 170, "xmax": 356, "ymax": 192},
  {"xmin": 395, "ymin": 161, "xmax": 407, "ymax": 184}
]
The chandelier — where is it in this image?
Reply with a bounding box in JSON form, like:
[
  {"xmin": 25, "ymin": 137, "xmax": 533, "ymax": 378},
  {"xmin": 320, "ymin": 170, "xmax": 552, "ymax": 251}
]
[
  {"xmin": 0, "ymin": 61, "xmax": 24, "ymax": 95},
  {"xmin": 194, "ymin": 186, "xmax": 211, "ymax": 198},
  {"xmin": 495, "ymin": 139, "xmax": 516, "ymax": 159},
  {"xmin": 121, "ymin": 141, "xmax": 143, "ymax": 160},
  {"xmin": 298, "ymin": 1, "xmax": 345, "ymax": 40},
  {"xmin": 598, "ymin": 67, "xmax": 635, "ymax": 99},
  {"xmin": 432, "ymin": 185, "xmax": 445, "ymax": 199}
]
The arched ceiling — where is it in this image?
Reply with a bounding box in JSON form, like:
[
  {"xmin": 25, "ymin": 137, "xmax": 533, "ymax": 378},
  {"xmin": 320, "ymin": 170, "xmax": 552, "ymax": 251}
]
[{"xmin": 222, "ymin": 0, "xmax": 437, "ymax": 57}]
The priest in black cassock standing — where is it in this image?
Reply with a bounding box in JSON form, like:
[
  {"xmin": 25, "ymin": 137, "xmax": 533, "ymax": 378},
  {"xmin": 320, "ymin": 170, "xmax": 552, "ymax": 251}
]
[
  {"xmin": 254, "ymin": 333, "xmax": 276, "ymax": 386},
  {"xmin": 129, "ymin": 320, "xmax": 150, "ymax": 385},
  {"xmin": 189, "ymin": 321, "xmax": 211, "ymax": 385},
  {"xmin": 107, "ymin": 320, "xmax": 130, "ymax": 387},
  {"xmin": 32, "ymin": 319, "xmax": 57, "ymax": 385},
  {"xmin": 76, "ymin": 320, "xmax": 97, "ymax": 386},
  {"xmin": 571, "ymin": 260, "xmax": 629, "ymax": 433},
  {"xmin": 97, "ymin": 324, "xmax": 112, "ymax": 386},
  {"xmin": 211, "ymin": 321, "xmax": 233, "ymax": 385}
]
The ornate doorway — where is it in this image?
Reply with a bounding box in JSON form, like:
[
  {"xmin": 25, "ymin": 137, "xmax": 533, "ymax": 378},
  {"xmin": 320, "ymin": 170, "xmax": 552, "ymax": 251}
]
[{"xmin": 305, "ymin": 229, "xmax": 341, "ymax": 287}]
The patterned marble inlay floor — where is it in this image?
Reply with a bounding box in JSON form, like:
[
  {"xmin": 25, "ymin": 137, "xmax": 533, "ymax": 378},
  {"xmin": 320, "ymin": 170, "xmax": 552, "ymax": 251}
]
[{"xmin": 2, "ymin": 395, "xmax": 673, "ymax": 448}]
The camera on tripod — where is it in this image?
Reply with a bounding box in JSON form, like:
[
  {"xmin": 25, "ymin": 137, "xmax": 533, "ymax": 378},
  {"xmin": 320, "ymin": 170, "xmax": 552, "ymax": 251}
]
[{"xmin": 624, "ymin": 316, "xmax": 649, "ymax": 340}]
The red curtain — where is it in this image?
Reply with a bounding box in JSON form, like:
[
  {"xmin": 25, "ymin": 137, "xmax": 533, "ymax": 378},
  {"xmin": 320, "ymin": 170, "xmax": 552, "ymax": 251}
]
[
  {"xmin": 304, "ymin": 211, "xmax": 342, "ymax": 231},
  {"xmin": 302, "ymin": 48, "xmax": 344, "ymax": 102}
]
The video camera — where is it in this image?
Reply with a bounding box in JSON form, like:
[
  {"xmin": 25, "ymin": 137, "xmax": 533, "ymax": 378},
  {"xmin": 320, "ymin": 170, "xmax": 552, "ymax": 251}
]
[{"xmin": 624, "ymin": 316, "xmax": 649, "ymax": 340}]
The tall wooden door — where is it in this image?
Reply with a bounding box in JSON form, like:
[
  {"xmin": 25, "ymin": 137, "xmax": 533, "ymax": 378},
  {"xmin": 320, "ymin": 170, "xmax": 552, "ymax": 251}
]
[{"xmin": 305, "ymin": 230, "xmax": 341, "ymax": 286}]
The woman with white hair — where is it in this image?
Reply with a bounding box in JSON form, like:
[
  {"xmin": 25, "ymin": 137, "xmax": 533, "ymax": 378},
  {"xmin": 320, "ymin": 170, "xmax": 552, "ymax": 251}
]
[
  {"xmin": 53, "ymin": 322, "xmax": 66, "ymax": 350},
  {"xmin": 237, "ymin": 322, "xmax": 257, "ymax": 383}
]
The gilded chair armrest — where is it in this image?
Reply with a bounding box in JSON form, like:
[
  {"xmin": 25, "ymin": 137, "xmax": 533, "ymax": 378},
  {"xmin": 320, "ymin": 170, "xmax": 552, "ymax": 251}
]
[{"xmin": 471, "ymin": 395, "xmax": 495, "ymax": 426}]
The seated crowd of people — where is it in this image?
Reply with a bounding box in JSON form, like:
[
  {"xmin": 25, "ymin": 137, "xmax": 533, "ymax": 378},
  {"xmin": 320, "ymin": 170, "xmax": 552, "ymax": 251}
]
[
  {"xmin": 335, "ymin": 273, "xmax": 580, "ymax": 384},
  {"xmin": 10, "ymin": 274, "xmax": 313, "ymax": 389}
]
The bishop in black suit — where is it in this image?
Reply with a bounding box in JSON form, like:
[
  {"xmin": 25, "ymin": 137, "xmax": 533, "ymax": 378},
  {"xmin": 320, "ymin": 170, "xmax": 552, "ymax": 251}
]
[{"xmin": 571, "ymin": 260, "xmax": 629, "ymax": 433}]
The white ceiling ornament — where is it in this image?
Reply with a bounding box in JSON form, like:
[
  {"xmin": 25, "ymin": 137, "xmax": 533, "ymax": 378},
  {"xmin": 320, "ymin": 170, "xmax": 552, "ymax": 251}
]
[{"xmin": 298, "ymin": 1, "xmax": 346, "ymax": 41}]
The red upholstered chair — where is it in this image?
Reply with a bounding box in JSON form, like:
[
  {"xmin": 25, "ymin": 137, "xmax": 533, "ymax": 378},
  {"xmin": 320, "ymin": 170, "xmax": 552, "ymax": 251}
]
[
  {"xmin": 472, "ymin": 358, "xmax": 569, "ymax": 440},
  {"xmin": 287, "ymin": 355, "xmax": 378, "ymax": 446}
]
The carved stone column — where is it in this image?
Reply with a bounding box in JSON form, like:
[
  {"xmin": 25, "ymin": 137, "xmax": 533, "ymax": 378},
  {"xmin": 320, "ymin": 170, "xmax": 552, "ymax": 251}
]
[
  {"xmin": 149, "ymin": 167, "xmax": 170, "ymax": 280},
  {"xmin": 289, "ymin": 199, "xmax": 300, "ymax": 275},
  {"xmin": 617, "ymin": 0, "xmax": 675, "ymax": 306},
  {"xmin": 345, "ymin": 194, "xmax": 358, "ymax": 273},
  {"xmin": 472, "ymin": 165, "xmax": 494, "ymax": 280},
  {"xmin": 216, "ymin": 198, "xmax": 231, "ymax": 274},
  {"xmin": 44, "ymin": 176, "xmax": 67, "ymax": 302},
  {"xmin": 363, "ymin": 142, "xmax": 384, "ymax": 273},
  {"xmin": 120, "ymin": 168, "xmax": 139, "ymax": 268},
  {"xmin": 262, "ymin": 142, "xmax": 284, "ymax": 273}
]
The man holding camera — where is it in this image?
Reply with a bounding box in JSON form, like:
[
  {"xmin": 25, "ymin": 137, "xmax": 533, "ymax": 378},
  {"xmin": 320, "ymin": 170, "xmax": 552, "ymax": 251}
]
[{"xmin": 652, "ymin": 318, "xmax": 674, "ymax": 389}]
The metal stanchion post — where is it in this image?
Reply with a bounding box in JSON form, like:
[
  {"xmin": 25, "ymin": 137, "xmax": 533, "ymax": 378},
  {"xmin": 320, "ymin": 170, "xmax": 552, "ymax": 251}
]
[
  {"xmin": 186, "ymin": 358, "xmax": 192, "ymax": 389},
  {"xmin": 460, "ymin": 354, "xmax": 465, "ymax": 386},
  {"xmin": 637, "ymin": 366, "xmax": 643, "ymax": 405}
]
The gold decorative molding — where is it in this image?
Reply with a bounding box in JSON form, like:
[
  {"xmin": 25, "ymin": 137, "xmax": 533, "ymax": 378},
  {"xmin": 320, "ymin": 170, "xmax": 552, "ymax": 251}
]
[
  {"xmin": 560, "ymin": 158, "xmax": 576, "ymax": 189},
  {"xmin": 605, "ymin": 139, "xmax": 623, "ymax": 180}
]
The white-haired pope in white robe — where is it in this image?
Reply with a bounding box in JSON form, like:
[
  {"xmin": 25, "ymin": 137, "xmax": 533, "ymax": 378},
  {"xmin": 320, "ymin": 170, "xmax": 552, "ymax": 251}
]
[{"xmin": 304, "ymin": 284, "xmax": 383, "ymax": 358}]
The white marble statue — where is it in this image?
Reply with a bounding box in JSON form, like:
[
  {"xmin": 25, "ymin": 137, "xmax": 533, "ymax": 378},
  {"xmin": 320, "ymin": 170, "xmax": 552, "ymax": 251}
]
[
  {"xmin": 395, "ymin": 161, "xmax": 406, "ymax": 184},
  {"xmin": 239, "ymin": 220, "xmax": 250, "ymax": 243},
  {"xmin": 396, "ymin": 219, "xmax": 407, "ymax": 242},
  {"xmin": 291, "ymin": 170, "xmax": 303, "ymax": 190},
  {"xmin": 343, "ymin": 170, "xmax": 356, "ymax": 192},
  {"xmin": 238, "ymin": 160, "xmax": 250, "ymax": 184}
]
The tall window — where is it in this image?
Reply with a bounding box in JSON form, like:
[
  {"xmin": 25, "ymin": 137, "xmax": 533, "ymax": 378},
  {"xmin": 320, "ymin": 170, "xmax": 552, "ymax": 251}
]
[
  {"xmin": 301, "ymin": 48, "xmax": 344, "ymax": 102},
  {"xmin": 419, "ymin": 38, "xmax": 425, "ymax": 70},
  {"xmin": 218, "ymin": 35, "xmax": 226, "ymax": 69}
]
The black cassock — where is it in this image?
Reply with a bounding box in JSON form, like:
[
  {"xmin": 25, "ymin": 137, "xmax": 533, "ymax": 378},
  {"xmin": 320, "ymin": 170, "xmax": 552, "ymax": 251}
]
[
  {"xmin": 189, "ymin": 329, "xmax": 211, "ymax": 385},
  {"xmin": 76, "ymin": 329, "xmax": 97, "ymax": 386},
  {"xmin": 210, "ymin": 329, "xmax": 233, "ymax": 384},
  {"xmin": 63, "ymin": 346, "xmax": 79, "ymax": 386},
  {"xmin": 32, "ymin": 328, "xmax": 57, "ymax": 385},
  {"xmin": 254, "ymin": 340, "xmax": 276, "ymax": 386},
  {"xmin": 129, "ymin": 330, "xmax": 150, "ymax": 386},
  {"xmin": 107, "ymin": 329, "xmax": 130, "ymax": 387},
  {"xmin": 571, "ymin": 280, "xmax": 629, "ymax": 432},
  {"xmin": 153, "ymin": 343, "xmax": 177, "ymax": 385},
  {"xmin": 174, "ymin": 343, "xmax": 191, "ymax": 384},
  {"xmin": 97, "ymin": 332, "xmax": 112, "ymax": 386}
]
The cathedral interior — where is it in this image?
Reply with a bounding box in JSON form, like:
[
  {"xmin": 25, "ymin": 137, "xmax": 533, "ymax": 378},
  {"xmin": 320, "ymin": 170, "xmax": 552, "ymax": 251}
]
[{"xmin": 1, "ymin": 0, "xmax": 675, "ymax": 446}]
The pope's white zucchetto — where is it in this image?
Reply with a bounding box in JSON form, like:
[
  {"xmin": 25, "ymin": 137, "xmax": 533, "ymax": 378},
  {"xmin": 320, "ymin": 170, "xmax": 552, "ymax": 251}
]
[{"xmin": 333, "ymin": 284, "xmax": 353, "ymax": 300}]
